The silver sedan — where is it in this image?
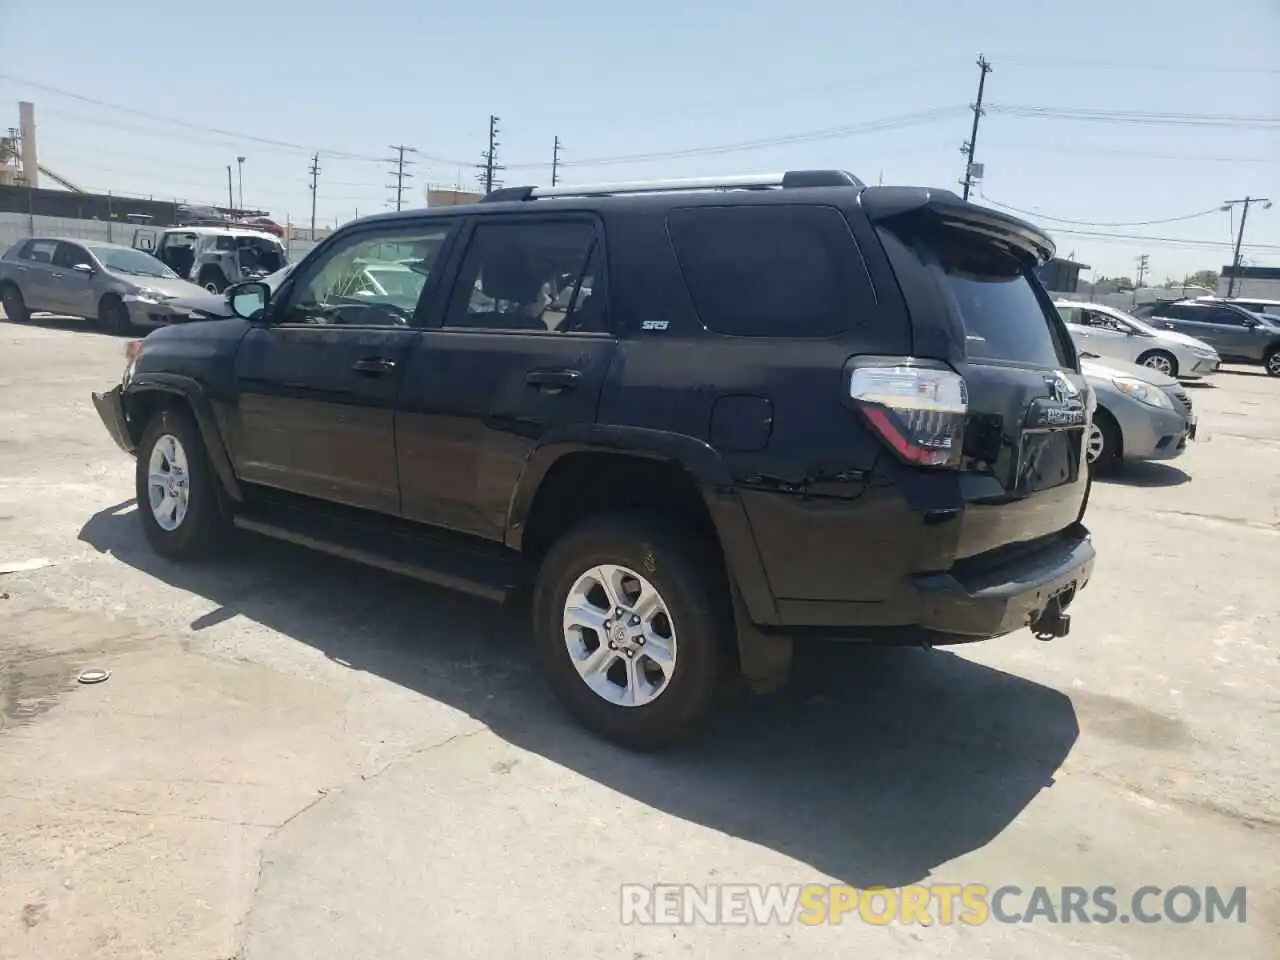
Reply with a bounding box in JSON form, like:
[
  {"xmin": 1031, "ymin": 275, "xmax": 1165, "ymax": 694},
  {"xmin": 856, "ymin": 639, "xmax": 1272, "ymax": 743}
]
[
  {"xmin": 1082, "ymin": 356, "xmax": 1195, "ymax": 476},
  {"xmin": 0, "ymin": 237, "xmax": 207, "ymax": 334}
]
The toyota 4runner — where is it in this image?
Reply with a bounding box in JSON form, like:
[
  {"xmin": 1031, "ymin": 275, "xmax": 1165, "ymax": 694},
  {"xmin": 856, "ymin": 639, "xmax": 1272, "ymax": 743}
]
[{"xmin": 91, "ymin": 170, "xmax": 1096, "ymax": 749}]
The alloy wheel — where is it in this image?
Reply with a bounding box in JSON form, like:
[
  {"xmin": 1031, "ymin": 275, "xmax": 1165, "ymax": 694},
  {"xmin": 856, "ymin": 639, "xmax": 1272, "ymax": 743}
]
[
  {"xmin": 1143, "ymin": 354, "xmax": 1174, "ymax": 375},
  {"xmin": 562, "ymin": 564, "xmax": 678, "ymax": 707},
  {"xmin": 1086, "ymin": 423, "xmax": 1105, "ymax": 464},
  {"xmin": 147, "ymin": 433, "xmax": 191, "ymax": 531}
]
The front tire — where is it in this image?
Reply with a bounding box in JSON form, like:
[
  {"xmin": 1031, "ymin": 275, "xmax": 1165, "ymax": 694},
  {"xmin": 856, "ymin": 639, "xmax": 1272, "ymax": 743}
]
[
  {"xmin": 98, "ymin": 295, "xmax": 131, "ymax": 335},
  {"xmin": 136, "ymin": 407, "xmax": 229, "ymax": 560},
  {"xmin": 1087, "ymin": 408, "xmax": 1123, "ymax": 478},
  {"xmin": 1265, "ymin": 348, "xmax": 1280, "ymax": 378},
  {"xmin": 1, "ymin": 283, "xmax": 30, "ymax": 323},
  {"xmin": 532, "ymin": 513, "xmax": 727, "ymax": 750},
  {"xmin": 1137, "ymin": 349, "xmax": 1178, "ymax": 378}
]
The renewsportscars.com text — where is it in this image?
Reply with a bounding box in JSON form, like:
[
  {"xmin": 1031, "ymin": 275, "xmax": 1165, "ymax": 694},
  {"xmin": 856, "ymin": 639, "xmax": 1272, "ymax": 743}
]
[{"xmin": 620, "ymin": 883, "xmax": 1248, "ymax": 926}]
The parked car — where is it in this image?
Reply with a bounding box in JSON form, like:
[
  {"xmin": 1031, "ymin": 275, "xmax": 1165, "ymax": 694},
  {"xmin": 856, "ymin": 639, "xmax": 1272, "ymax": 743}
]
[
  {"xmin": 1196, "ymin": 296, "xmax": 1280, "ymax": 321},
  {"xmin": 1081, "ymin": 356, "xmax": 1195, "ymax": 476},
  {"xmin": 90, "ymin": 170, "xmax": 1097, "ymax": 748},
  {"xmin": 0, "ymin": 237, "xmax": 208, "ymax": 333},
  {"xmin": 1055, "ymin": 299, "xmax": 1219, "ymax": 379},
  {"xmin": 1132, "ymin": 299, "xmax": 1280, "ymax": 376},
  {"xmin": 131, "ymin": 225, "xmax": 289, "ymax": 294}
]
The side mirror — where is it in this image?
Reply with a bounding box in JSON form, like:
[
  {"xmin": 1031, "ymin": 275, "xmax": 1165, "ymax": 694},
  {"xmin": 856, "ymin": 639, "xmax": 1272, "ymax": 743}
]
[
  {"xmin": 72, "ymin": 262, "xmax": 95, "ymax": 275},
  {"xmin": 227, "ymin": 280, "xmax": 271, "ymax": 321}
]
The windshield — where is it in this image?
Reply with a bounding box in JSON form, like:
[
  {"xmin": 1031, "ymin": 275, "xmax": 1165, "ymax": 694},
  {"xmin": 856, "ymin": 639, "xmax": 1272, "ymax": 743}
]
[
  {"xmin": 364, "ymin": 265, "xmax": 423, "ymax": 298},
  {"xmin": 89, "ymin": 245, "xmax": 179, "ymax": 279}
]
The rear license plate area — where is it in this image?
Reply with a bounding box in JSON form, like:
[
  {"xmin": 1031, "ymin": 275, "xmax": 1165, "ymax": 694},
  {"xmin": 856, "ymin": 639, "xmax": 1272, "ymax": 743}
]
[{"xmin": 1014, "ymin": 429, "xmax": 1082, "ymax": 494}]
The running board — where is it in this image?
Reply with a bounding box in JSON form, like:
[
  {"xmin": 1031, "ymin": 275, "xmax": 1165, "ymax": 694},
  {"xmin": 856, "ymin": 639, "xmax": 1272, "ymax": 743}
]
[{"xmin": 231, "ymin": 507, "xmax": 523, "ymax": 603}]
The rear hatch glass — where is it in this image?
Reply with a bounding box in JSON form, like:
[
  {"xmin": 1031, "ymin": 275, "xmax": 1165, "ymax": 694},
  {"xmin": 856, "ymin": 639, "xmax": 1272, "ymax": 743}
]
[{"xmin": 876, "ymin": 213, "xmax": 1089, "ymax": 557}]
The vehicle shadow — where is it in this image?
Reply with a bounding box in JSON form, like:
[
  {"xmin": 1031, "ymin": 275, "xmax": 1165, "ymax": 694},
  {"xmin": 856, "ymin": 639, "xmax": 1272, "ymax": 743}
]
[
  {"xmin": 1218, "ymin": 368, "xmax": 1271, "ymax": 378},
  {"xmin": 1180, "ymin": 380, "xmax": 1215, "ymax": 389},
  {"xmin": 78, "ymin": 499, "xmax": 1080, "ymax": 889},
  {"xmin": 1102, "ymin": 461, "xmax": 1191, "ymax": 487},
  {"xmin": 0, "ymin": 313, "xmax": 117, "ymax": 336}
]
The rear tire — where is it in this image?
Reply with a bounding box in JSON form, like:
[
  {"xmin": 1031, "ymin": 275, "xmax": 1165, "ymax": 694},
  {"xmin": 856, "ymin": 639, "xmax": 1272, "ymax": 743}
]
[
  {"xmin": 1137, "ymin": 349, "xmax": 1178, "ymax": 378},
  {"xmin": 1087, "ymin": 408, "xmax": 1123, "ymax": 478},
  {"xmin": 136, "ymin": 406, "xmax": 230, "ymax": 560},
  {"xmin": 1, "ymin": 283, "xmax": 30, "ymax": 323},
  {"xmin": 532, "ymin": 512, "xmax": 727, "ymax": 750},
  {"xmin": 199, "ymin": 270, "xmax": 227, "ymax": 294},
  {"xmin": 1265, "ymin": 348, "xmax": 1280, "ymax": 378},
  {"xmin": 97, "ymin": 295, "xmax": 131, "ymax": 335}
]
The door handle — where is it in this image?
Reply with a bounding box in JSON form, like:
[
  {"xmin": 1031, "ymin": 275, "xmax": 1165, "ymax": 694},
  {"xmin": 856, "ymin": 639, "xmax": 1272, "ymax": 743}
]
[
  {"xmin": 525, "ymin": 368, "xmax": 582, "ymax": 391},
  {"xmin": 351, "ymin": 357, "xmax": 397, "ymax": 375}
]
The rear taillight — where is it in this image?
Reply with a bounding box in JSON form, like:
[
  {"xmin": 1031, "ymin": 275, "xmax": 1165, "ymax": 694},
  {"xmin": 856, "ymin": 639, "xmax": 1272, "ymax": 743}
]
[{"xmin": 848, "ymin": 359, "xmax": 968, "ymax": 468}]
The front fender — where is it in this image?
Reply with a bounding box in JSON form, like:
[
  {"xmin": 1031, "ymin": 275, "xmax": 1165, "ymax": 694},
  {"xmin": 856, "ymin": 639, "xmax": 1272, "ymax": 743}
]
[
  {"xmin": 124, "ymin": 373, "xmax": 241, "ymax": 501},
  {"xmin": 505, "ymin": 425, "xmax": 779, "ymax": 626}
]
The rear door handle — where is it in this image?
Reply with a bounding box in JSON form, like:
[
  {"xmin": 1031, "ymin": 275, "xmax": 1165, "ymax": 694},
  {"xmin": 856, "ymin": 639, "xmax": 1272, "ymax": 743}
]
[
  {"xmin": 525, "ymin": 368, "xmax": 582, "ymax": 391},
  {"xmin": 351, "ymin": 357, "xmax": 397, "ymax": 375}
]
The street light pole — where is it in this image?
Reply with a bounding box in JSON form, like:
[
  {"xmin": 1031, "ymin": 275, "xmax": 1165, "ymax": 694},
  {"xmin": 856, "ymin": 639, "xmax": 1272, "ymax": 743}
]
[
  {"xmin": 1221, "ymin": 196, "xmax": 1272, "ymax": 297},
  {"xmin": 236, "ymin": 156, "xmax": 245, "ymax": 210}
]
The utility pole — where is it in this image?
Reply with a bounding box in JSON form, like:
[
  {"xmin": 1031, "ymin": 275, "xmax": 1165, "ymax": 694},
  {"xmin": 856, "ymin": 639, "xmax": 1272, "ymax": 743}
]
[
  {"xmin": 236, "ymin": 156, "xmax": 246, "ymax": 209},
  {"xmin": 387, "ymin": 145, "xmax": 417, "ymax": 212},
  {"xmin": 225, "ymin": 165, "xmax": 234, "ymax": 209},
  {"xmin": 476, "ymin": 115, "xmax": 504, "ymax": 195},
  {"xmin": 1135, "ymin": 253, "xmax": 1150, "ymax": 289},
  {"xmin": 1222, "ymin": 196, "xmax": 1272, "ymax": 296},
  {"xmin": 551, "ymin": 136, "xmax": 562, "ymax": 187},
  {"xmin": 307, "ymin": 152, "xmax": 321, "ymax": 235},
  {"xmin": 960, "ymin": 54, "xmax": 993, "ymax": 202}
]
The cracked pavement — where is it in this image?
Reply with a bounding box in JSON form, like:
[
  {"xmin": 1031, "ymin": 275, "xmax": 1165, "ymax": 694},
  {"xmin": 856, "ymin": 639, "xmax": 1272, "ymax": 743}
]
[{"xmin": 0, "ymin": 318, "xmax": 1277, "ymax": 959}]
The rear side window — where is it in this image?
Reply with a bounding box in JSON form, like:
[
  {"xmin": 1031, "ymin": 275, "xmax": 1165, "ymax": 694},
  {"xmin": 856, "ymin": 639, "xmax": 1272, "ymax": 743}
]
[
  {"xmin": 19, "ymin": 239, "xmax": 58, "ymax": 263},
  {"xmin": 667, "ymin": 205, "xmax": 872, "ymax": 337},
  {"xmin": 878, "ymin": 220, "xmax": 1064, "ymax": 367}
]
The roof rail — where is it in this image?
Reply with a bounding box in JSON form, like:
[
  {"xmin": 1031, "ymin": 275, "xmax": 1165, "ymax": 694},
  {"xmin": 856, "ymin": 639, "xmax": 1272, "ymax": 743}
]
[{"xmin": 480, "ymin": 169, "xmax": 864, "ymax": 203}]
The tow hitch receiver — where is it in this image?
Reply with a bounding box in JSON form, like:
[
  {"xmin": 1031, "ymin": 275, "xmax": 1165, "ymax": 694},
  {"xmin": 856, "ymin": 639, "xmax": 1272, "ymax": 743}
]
[{"xmin": 1030, "ymin": 588, "xmax": 1074, "ymax": 641}]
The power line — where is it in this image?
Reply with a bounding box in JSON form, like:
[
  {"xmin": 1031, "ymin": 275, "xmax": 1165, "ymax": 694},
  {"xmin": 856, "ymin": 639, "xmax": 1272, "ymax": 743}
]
[
  {"xmin": 960, "ymin": 54, "xmax": 992, "ymax": 202},
  {"xmin": 986, "ymin": 55, "xmax": 1279, "ymax": 76},
  {"xmin": 386, "ymin": 145, "xmax": 417, "ymax": 212},
  {"xmin": 978, "ymin": 194, "xmax": 1227, "ymax": 228},
  {"xmin": 1046, "ymin": 227, "xmax": 1280, "ymax": 252},
  {"xmin": 988, "ymin": 104, "xmax": 1280, "ymax": 129},
  {"xmin": 506, "ymin": 105, "xmax": 963, "ymax": 171},
  {"xmin": 0, "ymin": 72, "xmax": 384, "ymax": 161}
]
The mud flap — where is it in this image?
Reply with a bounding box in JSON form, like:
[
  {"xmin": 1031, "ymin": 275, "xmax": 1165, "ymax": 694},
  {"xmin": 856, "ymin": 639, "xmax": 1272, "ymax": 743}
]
[{"xmin": 730, "ymin": 581, "xmax": 792, "ymax": 693}]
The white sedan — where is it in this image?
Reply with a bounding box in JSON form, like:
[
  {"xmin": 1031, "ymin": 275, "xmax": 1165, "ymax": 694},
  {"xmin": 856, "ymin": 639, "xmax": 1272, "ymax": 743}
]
[{"xmin": 1055, "ymin": 299, "xmax": 1220, "ymax": 379}]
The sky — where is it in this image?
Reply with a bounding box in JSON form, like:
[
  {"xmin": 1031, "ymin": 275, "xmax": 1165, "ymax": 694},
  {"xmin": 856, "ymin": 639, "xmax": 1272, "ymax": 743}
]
[{"xmin": 0, "ymin": 0, "xmax": 1275, "ymax": 281}]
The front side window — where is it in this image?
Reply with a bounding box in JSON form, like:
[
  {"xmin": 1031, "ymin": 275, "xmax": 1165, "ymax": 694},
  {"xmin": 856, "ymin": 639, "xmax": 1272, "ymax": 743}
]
[
  {"xmin": 445, "ymin": 219, "xmax": 606, "ymax": 333},
  {"xmin": 277, "ymin": 225, "xmax": 450, "ymax": 327},
  {"xmin": 53, "ymin": 242, "xmax": 90, "ymax": 269}
]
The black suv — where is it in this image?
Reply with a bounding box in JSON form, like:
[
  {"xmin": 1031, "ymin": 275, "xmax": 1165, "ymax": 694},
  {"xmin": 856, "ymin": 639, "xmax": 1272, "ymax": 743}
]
[{"xmin": 91, "ymin": 170, "xmax": 1096, "ymax": 748}]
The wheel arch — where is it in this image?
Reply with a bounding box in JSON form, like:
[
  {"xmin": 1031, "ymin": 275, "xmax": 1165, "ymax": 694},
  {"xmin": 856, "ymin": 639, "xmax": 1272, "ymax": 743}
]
[
  {"xmin": 508, "ymin": 428, "xmax": 779, "ymax": 630},
  {"xmin": 124, "ymin": 374, "xmax": 242, "ymax": 501}
]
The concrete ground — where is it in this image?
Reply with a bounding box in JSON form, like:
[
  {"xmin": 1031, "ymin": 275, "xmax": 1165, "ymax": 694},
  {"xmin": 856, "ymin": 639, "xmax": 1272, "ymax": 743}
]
[{"xmin": 0, "ymin": 315, "xmax": 1276, "ymax": 960}]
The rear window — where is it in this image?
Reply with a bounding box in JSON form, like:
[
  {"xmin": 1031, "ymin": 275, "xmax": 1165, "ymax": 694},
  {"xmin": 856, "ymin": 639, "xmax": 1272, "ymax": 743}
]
[
  {"xmin": 667, "ymin": 205, "xmax": 873, "ymax": 337},
  {"xmin": 879, "ymin": 220, "xmax": 1064, "ymax": 367}
]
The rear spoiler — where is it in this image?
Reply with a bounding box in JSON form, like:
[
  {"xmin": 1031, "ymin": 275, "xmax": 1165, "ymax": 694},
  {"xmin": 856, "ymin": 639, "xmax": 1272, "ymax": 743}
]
[{"xmin": 859, "ymin": 186, "xmax": 1056, "ymax": 265}]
